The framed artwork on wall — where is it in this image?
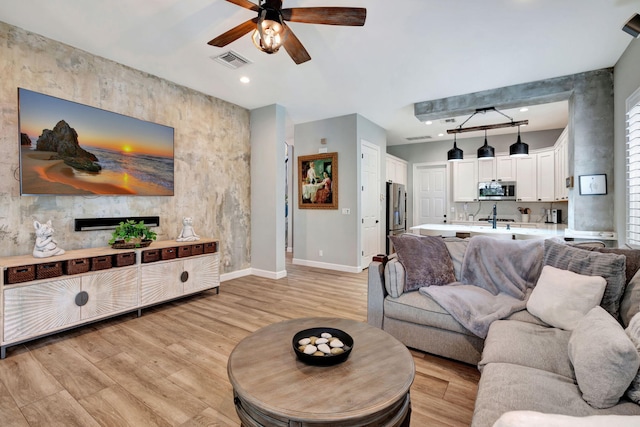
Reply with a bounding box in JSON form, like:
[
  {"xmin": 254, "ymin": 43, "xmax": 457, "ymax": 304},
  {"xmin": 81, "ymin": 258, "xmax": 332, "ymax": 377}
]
[
  {"xmin": 298, "ymin": 152, "xmax": 338, "ymax": 209},
  {"xmin": 578, "ymin": 174, "xmax": 607, "ymax": 195}
]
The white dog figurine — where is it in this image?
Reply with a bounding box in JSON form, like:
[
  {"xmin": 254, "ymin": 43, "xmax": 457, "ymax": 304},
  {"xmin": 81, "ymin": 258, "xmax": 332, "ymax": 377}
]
[
  {"xmin": 33, "ymin": 220, "xmax": 65, "ymax": 258},
  {"xmin": 176, "ymin": 217, "xmax": 200, "ymax": 242}
]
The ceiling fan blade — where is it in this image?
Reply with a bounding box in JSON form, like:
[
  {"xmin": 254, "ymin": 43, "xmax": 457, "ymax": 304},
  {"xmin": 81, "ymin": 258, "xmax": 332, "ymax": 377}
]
[
  {"xmin": 281, "ymin": 7, "xmax": 366, "ymax": 26},
  {"xmin": 208, "ymin": 18, "xmax": 258, "ymax": 47},
  {"xmin": 225, "ymin": 0, "xmax": 260, "ymax": 12},
  {"xmin": 282, "ymin": 24, "xmax": 311, "ymax": 65}
]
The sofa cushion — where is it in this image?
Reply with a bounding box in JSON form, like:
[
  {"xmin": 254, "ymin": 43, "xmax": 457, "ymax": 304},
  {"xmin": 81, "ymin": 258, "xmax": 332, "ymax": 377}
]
[
  {"xmin": 479, "ymin": 320, "xmax": 573, "ymax": 379},
  {"xmin": 625, "ymin": 311, "xmax": 640, "ymax": 404},
  {"xmin": 383, "ymin": 291, "xmax": 475, "ymax": 336},
  {"xmin": 544, "ymin": 240, "xmax": 627, "ymax": 320},
  {"xmin": 390, "ymin": 234, "xmax": 456, "ymax": 292},
  {"xmin": 568, "ymin": 306, "xmax": 640, "ymax": 409},
  {"xmin": 493, "ymin": 411, "xmax": 640, "ymax": 427},
  {"xmin": 472, "ymin": 363, "xmax": 640, "ymax": 427},
  {"xmin": 621, "ymin": 268, "xmax": 640, "ymax": 328},
  {"xmin": 527, "ymin": 265, "xmax": 606, "ymax": 330},
  {"xmin": 383, "ymin": 258, "xmax": 405, "ymax": 298}
]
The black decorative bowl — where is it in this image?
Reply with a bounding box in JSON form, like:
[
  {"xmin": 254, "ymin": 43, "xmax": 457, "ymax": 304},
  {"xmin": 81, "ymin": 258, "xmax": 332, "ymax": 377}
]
[{"xmin": 292, "ymin": 327, "xmax": 354, "ymax": 366}]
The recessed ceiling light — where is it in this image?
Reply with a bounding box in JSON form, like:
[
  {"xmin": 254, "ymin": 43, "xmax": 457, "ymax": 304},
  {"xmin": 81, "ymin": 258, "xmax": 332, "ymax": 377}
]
[
  {"xmin": 438, "ymin": 133, "xmax": 444, "ymax": 137},
  {"xmin": 520, "ymin": 107, "xmax": 529, "ymax": 112},
  {"xmin": 240, "ymin": 76, "xmax": 250, "ymax": 84},
  {"xmin": 425, "ymin": 121, "xmax": 432, "ymax": 125}
]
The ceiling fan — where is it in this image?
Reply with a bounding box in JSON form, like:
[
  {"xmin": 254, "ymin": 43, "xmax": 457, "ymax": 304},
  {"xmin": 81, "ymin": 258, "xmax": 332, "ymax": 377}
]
[{"xmin": 208, "ymin": 0, "xmax": 367, "ymax": 64}]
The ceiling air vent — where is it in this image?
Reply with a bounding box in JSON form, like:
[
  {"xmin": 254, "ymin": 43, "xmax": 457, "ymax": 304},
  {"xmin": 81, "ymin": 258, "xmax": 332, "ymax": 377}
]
[
  {"xmin": 212, "ymin": 51, "xmax": 252, "ymax": 69},
  {"xmin": 406, "ymin": 135, "xmax": 433, "ymax": 141}
]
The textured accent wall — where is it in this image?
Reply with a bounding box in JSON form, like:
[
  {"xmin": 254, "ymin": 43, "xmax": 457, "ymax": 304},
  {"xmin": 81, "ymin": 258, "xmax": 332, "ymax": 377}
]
[{"xmin": 0, "ymin": 22, "xmax": 251, "ymax": 273}]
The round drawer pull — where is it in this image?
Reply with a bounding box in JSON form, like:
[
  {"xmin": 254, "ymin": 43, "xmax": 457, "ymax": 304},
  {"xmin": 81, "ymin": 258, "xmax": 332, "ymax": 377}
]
[
  {"xmin": 181, "ymin": 271, "xmax": 189, "ymax": 283},
  {"xmin": 75, "ymin": 291, "xmax": 89, "ymax": 307}
]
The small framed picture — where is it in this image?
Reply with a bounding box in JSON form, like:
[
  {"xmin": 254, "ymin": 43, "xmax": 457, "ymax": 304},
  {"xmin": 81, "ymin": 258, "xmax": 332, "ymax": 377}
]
[
  {"xmin": 298, "ymin": 152, "xmax": 338, "ymax": 209},
  {"xmin": 579, "ymin": 174, "xmax": 607, "ymax": 195}
]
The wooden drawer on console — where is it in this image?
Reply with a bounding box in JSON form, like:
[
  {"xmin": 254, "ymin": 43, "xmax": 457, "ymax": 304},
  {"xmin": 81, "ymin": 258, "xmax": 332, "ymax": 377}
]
[
  {"xmin": 64, "ymin": 258, "xmax": 90, "ymax": 275},
  {"xmin": 91, "ymin": 255, "xmax": 112, "ymax": 271},
  {"xmin": 4, "ymin": 265, "xmax": 36, "ymax": 284},
  {"xmin": 36, "ymin": 262, "xmax": 63, "ymax": 280},
  {"xmin": 177, "ymin": 245, "xmax": 192, "ymax": 258},
  {"xmin": 114, "ymin": 252, "xmax": 136, "ymax": 267},
  {"xmin": 161, "ymin": 247, "xmax": 177, "ymax": 260},
  {"xmin": 142, "ymin": 249, "xmax": 161, "ymax": 263}
]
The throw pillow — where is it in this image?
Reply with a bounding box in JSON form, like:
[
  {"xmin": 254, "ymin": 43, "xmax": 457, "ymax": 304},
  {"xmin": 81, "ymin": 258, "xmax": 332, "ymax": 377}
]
[
  {"xmin": 568, "ymin": 306, "xmax": 640, "ymax": 409},
  {"xmin": 622, "ymin": 269, "xmax": 640, "ymax": 328},
  {"xmin": 443, "ymin": 237, "xmax": 469, "ymax": 281},
  {"xmin": 527, "ymin": 265, "xmax": 606, "ymax": 330},
  {"xmin": 389, "ymin": 234, "xmax": 456, "ymax": 292},
  {"xmin": 625, "ymin": 311, "xmax": 640, "ymax": 404},
  {"xmin": 544, "ymin": 240, "xmax": 626, "ymax": 320},
  {"xmin": 383, "ymin": 258, "xmax": 405, "ymax": 298}
]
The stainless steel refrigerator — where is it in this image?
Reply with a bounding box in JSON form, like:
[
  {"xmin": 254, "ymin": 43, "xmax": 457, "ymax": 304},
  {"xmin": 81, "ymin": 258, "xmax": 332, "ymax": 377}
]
[{"xmin": 386, "ymin": 182, "xmax": 407, "ymax": 254}]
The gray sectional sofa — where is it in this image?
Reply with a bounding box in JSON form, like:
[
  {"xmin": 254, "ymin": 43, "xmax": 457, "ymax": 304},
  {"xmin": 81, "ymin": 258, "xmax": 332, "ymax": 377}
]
[{"xmin": 367, "ymin": 235, "xmax": 640, "ymax": 426}]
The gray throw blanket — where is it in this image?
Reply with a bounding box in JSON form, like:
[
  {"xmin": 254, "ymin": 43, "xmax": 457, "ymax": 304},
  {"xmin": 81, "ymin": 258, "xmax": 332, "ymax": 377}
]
[{"xmin": 419, "ymin": 236, "xmax": 544, "ymax": 338}]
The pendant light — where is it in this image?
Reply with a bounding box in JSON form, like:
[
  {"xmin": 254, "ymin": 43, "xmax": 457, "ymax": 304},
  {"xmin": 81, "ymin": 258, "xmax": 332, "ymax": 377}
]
[
  {"xmin": 510, "ymin": 126, "xmax": 529, "ymax": 157},
  {"xmin": 477, "ymin": 130, "xmax": 495, "ymax": 159},
  {"xmin": 447, "ymin": 134, "xmax": 463, "ymax": 162},
  {"xmin": 445, "ymin": 106, "xmax": 529, "ymax": 161}
]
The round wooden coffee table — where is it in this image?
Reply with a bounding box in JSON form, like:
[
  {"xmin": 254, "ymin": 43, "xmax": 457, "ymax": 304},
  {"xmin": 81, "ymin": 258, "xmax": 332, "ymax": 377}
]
[{"xmin": 227, "ymin": 317, "xmax": 415, "ymax": 427}]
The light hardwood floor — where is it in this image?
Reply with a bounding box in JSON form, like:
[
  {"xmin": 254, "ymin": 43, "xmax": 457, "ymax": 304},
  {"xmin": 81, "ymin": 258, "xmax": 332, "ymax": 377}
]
[{"xmin": 0, "ymin": 258, "xmax": 479, "ymax": 426}]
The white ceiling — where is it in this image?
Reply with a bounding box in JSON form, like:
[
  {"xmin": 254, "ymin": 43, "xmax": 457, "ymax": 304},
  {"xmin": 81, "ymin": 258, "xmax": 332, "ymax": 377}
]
[{"xmin": 1, "ymin": 0, "xmax": 638, "ymax": 146}]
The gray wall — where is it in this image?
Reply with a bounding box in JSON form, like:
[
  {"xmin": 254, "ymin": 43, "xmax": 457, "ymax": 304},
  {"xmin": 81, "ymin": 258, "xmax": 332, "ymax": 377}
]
[
  {"xmin": 614, "ymin": 37, "xmax": 640, "ymax": 246},
  {"xmin": 293, "ymin": 114, "xmax": 386, "ymax": 270},
  {"xmin": 250, "ymin": 104, "xmax": 286, "ymax": 277},
  {"xmin": 388, "ymin": 129, "xmax": 563, "ymax": 227},
  {"xmin": 0, "ymin": 22, "xmax": 251, "ymax": 273}
]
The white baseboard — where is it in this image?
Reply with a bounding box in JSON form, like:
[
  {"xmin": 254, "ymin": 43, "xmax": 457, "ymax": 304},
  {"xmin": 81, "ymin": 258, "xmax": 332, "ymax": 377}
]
[
  {"xmin": 292, "ymin": 258, "xmax": 362, "ymax": 273},
  {"xmin": 251, "ymin": 268, "xmax": 288, "ymax": 280},
  {"xmin": 220, "ymin": 268, "xmax": 252, "ymax": 282}
]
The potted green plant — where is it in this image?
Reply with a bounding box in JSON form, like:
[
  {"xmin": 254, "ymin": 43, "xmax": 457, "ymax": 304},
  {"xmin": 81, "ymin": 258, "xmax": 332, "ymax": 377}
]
[{"xmin": 109, "ymin": 220, "xmax": 157, "ymax": 248}]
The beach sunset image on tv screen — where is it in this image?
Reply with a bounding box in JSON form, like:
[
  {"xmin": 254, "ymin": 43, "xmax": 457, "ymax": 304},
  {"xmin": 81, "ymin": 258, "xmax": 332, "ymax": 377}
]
[{"xmin": 18, "ymin": 88, "xmax": 174, "ymax": 196}]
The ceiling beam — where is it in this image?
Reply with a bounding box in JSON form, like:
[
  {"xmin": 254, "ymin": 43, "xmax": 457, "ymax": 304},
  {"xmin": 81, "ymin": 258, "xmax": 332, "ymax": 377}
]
[{"xmin": 412, "ymin": 70, "xmax": 613, "ymax": 122}]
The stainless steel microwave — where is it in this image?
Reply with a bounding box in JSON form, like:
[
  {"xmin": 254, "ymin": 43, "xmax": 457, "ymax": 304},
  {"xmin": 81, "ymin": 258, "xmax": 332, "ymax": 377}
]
[{"xmin": 478, "ymin": 181, "xmax": 517, "ymax": 201}]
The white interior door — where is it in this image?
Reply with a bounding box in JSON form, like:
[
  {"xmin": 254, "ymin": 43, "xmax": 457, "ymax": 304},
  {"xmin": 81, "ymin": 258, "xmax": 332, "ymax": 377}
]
[
  {"xmin": 414, "ymin": 164, "xmax": 447, "ymax": 225},
  {"xmin": 361, "ymin": 141, "xmax": 380, "ymax": 267}
]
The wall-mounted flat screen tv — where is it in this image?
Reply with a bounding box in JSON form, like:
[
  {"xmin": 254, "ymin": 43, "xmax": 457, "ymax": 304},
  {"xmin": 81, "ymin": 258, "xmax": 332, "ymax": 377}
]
[{"xmin": 18, "ymin": 88, "xmax": 174, "ymax": 196}]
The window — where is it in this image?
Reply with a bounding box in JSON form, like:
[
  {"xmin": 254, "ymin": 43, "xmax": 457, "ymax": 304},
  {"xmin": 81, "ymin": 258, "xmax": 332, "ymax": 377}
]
[{"xmin": 626, "ymin": 86, "xmax": 640, "ymax": 246}]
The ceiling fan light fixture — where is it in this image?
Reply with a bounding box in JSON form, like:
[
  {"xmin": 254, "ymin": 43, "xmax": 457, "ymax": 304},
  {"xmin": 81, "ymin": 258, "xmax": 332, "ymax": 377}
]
[
  {"xmin": 510, "ymin": 127, "xmax": 529, "ymax": 157},
  {"xmin": 252, "ymin": 9, "xmax": 287, "ymax": 54},
  {"xmin": 477, "ymin": 131, "xmax": 495, "ymax": 159},
  {"xmin": 448, "ymin": 135, "xmax": 463, "ymax": 162}
]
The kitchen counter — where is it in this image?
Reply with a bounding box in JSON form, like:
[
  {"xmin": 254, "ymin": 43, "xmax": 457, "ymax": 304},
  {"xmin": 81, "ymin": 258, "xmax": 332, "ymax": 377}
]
[{"xmin": 410, "ymin": 223, "xmax": 567, "ymax": 240}]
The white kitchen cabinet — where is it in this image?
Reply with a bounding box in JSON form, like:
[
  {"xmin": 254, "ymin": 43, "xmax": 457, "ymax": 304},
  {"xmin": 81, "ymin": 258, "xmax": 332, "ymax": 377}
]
[
  {"xmin": 536, "ymin": 150, "xmax": 555, "ymax": 202},
  {"xmin": 452, "ymin": 159, "xmax": 478, "ymax": 202},
  {"xmin": 496, "ymin": 156, "xmax": 517, "ymax": 181},
  {"xmin": 386, "ymin": 154, "xmax": 407, "ymax": 186},
  {"xmin": 554, "ymin": 128, "xmax": 569, "ymax": 201},
  {"xmin": 516, "ymin": 155, "xmax": 537, "ymax": 202},
  {"xmin": 477, "ymin": 158, "xmax": 496, "ymax": 182},
  {"xmin": 477, "ymin": 156, "xmax": 515, "ymax": 182}
]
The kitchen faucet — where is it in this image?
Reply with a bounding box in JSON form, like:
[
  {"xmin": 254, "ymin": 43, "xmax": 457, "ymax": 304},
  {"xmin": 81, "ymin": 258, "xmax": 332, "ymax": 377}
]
[{"xmin": 492, "ymin": 204, "xmax": 497, "ymax": 229}]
